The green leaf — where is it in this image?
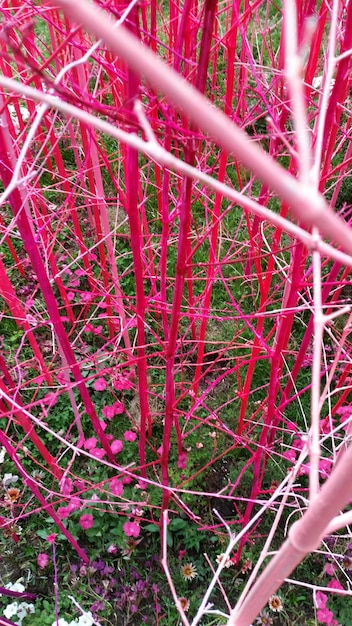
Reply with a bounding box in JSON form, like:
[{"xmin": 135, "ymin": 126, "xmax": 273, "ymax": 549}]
[
  {"xmin": 144, "ymin": 523, "xmax": 159, "ymax": 533},
  {"xmin": 169, "ymin": 518, "xmax": 188, "ymax": 532}
]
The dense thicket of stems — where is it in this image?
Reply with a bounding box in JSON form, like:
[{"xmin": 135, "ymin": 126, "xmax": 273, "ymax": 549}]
[{"xmin": 0, "ymin": 0, "xmax": 352, "ymax": 623}]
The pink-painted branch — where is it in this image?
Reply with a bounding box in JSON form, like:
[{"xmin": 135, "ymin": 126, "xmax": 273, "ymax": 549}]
[
  {"xmin": 46, "ymin": 0, "xmax": 352, "ymax": 256},
  {"xmin": 1, "ymin": 75, "xmax": 351, "ymax": 268},
  {"xmin": 228, "ymin": 443, "xmax": 352, "ymax": 625}
]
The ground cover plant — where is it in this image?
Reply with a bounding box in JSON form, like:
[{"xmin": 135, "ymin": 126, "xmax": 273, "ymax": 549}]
[{"xmin": 0, "ymin": 0, "xmax": 352, "ymax": 624}]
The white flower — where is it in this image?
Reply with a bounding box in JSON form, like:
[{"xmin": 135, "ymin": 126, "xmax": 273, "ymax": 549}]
[
  {"xmin": 5, "ymin": 581, "xmax": 25, "ymax": 593},
  {"xmin": 180, "ymin": 563, "xmax": 198, "ymax": 580},
  {"xmin": 3, "ymin": 599, "xmax": 34, "ymax": 625},
  {"xmin": 77, "ymin": 611, "xmax": 94, "ymax": 626},
  {"xmin": 51, "ymin": 619, "xmax": 74, "ymax": 626},
  {"xmin": 3, "ymin": 602, "xmax": 19, "ymax": 618},
  {"xmin": 16, "ymin": 602, "xmax": 35, "ymax": 621},
  {"xmin": 0, "ymin": 446, "xmax": 6, "ymax": 463},
  {"xmin": 268, "ymin": 594, "xmax": 283, "ymax": 613},
  {"xmin": 216, "ymin": 553, "xmax": 232, "ymax": 568},
  {"xmin": 3, "ymin": 473, "xmax": 19, "ymax": 488},
  {"xmin": 312, "ymin": 75, "xmax": 335, "ymax": 94}
]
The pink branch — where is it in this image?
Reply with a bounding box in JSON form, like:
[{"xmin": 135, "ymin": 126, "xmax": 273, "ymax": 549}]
[
  {"xmin": 228, "ymin": 443, "xmax": 352, "ymax": 625},
  {"xmin": 46, "ymin": 0, "xmax": 352, "ymax": 256}
]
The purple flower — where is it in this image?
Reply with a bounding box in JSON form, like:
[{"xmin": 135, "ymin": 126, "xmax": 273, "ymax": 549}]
[{"xmin": 136, "ymin": 580, "xmax": 146, "ymax": 591}]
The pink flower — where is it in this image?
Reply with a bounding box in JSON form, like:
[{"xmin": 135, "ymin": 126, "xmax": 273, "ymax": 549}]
[
  {"xmin": 114, "ymin": 401, "xmax": 125, "ymax": 414},
  {"xmin": 123, "ymin": 521, "xmax": 140, "ymax": 538},
  {"xmin": 83, "ymin": 323, "xmax": 94, "ymax": 333},
  {"xmin": 56, "ymin": 372, "xmax": 67, "ymax": 385},
  {"xmin": 60, "ymin": 477, "xmax": 73, "ymax": 495},
  {"xmin": 113, "ymin": 377, "xmax": 133, "ymax": 391},
  {"xmin": 323, "ymin": 563, "xmax": 337, "ymax": 576},
  {"xmin": 107, "ymin": 544, "xmax": 117, "ymax": 554},
  {"xmin": 320, "ymin": 419, "xmax": 336, "ymax": 434},
  {"xmin": 124, "ymin": 430, "xmax": 137, "ymax": 442},
  {"xmin": 94, "ymin": 378, "xmax": 107, "ymax": 391},
  {"xmin": 37, "ymin": 553, "xmax": 49, "ymax": 568},
  {"xmin": 99, "ymin": 420, "xmax": 107, "ymax": 431},
  {"xmin": 336, "ymin": 404, "xmax": 352, "ymax": 416},
  {"xmin": 42, "ymin": 393, "xmax": 57, "ymax": 407},
  {"xmin": 177, "ymin": 452, "xmax": 188, "ymax": 469},
  {"xmin": 316, "ymin": 592, "xmax": 328, "ymax": 609},
  {"xmin": 319, "ymin": 458, "xmax": 333, "ymax": 478},
  {"xmin": 317, "ymin": 608, "xmax": 335, "ymax": 624},
  {"xmin": 327, "ymin": 579, "xmax": 344, "ymax": 590},
  {"xmin": 111, "ymin": 439, "xmax": 123, "ymax": 454},
  {"xmin": 282, "ymin": 449, "xmax": 296, "ymax": 462},
  {"xmin": 122, "ymin": 476, "xmax": 132, "ymax": 484},
  {"xmin": 58, "ymin": 506, "xmax": 70, "ymax": 519},
  {"xmin": 67, "ymin": 497, "xmax": 81, "ymax": 512},
  {"xmin": 79, "ymin": 514, "xmax": 94, "ymax": 530},
  {"xmin": 84, "ymin": 437, "xmax": 97, "ymax": 450},
  {"xmin": 110, "ymin": 478, "xmax": 124, "ymax": 496},
  {"xmin": 102, "ymin": 405, "xmax": 115, "ymax": 420},
  {"xmin": 292, "ymin": 438, "xmax": 304, "ymax": 450},
  {"xmin": 90, "ymin": 448, "xmax": 106, "ymax": 459},
  {"xmin": 46, "ymin": 533, "xmax": 57, "ymax": 544}
]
